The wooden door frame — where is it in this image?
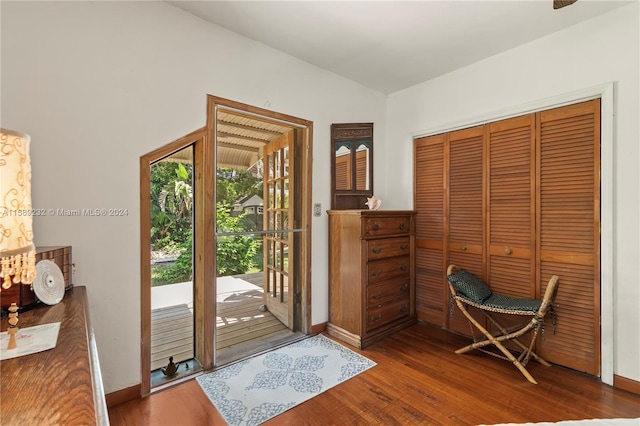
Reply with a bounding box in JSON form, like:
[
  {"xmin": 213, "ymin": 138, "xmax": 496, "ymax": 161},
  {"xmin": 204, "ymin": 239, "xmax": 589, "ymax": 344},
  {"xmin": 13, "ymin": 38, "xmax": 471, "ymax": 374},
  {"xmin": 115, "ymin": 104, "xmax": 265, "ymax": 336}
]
[
  {"xmin": 140, "ymin": 96, "xmax": 313, "ymax": 396},
  {"xmin": 140, "ymin": 128, "xmax": 206, "ymax": 396},
  {"xmin": 206, "ymin": 95, "xmax": 314, "ymax": 365},
  {"xmin": 411, "ymin": 83, "xmax": 614, "ymax": 385}
]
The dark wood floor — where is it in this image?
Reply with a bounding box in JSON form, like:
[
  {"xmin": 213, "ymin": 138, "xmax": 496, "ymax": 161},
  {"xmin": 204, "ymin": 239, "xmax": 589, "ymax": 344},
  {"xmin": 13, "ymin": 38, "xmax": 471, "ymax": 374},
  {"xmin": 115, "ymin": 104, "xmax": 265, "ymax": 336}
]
[{"xmin": 109, "ymin": 322, "xmax": 640, "ymax": 426}]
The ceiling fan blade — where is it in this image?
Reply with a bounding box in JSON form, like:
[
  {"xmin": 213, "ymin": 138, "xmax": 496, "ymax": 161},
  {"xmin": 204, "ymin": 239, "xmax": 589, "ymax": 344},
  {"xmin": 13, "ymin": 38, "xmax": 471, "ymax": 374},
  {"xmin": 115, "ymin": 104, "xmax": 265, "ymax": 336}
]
[{"xmin": 554, "ymin": 0, "xmax": 578, "ymax": 9}]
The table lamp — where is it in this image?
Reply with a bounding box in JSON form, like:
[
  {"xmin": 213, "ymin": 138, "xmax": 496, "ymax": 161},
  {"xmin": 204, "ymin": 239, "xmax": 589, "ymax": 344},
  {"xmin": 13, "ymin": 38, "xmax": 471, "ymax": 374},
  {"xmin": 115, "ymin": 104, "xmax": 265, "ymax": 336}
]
[{"xmin": 1, "ymin": 128, "xmax": 37, "ymax": 349}]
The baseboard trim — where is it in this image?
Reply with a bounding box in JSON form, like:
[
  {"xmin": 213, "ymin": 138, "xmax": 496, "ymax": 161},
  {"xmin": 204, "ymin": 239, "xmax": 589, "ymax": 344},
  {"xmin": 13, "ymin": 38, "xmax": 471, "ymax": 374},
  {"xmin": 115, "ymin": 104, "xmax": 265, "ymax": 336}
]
[
  {"xmin": 614, "ymin": 374, "xmax": 640, "ymax": 396},
  {"xmin": 106, "ymin": 384, "xmax": 141, "ymax": 408},
  {"xmin": 311, "ymin": 322, "xmax": 327, "ymax": 334}
]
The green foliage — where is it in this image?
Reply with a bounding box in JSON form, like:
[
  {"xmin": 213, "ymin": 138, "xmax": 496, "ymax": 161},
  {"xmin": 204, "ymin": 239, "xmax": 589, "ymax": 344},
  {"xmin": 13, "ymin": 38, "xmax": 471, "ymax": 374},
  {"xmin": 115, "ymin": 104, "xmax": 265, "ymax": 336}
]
[
  {"xmin": 151, "ymin": 234, "xmax": 192, "ymax": 286},
  {"xmin": 216, "ymin": 204, "xmax": 259, "ymax": 276},
  {"xmin": 216, "ymin": 167, "xmax": 262, "ymax": 205},
  {"xmin": 150, "ymin": 161, "xmax": 193, "ymax": 251},
  {"xmin": 150, "ymin": 162, "xmax": 263, "ymax": 285}
]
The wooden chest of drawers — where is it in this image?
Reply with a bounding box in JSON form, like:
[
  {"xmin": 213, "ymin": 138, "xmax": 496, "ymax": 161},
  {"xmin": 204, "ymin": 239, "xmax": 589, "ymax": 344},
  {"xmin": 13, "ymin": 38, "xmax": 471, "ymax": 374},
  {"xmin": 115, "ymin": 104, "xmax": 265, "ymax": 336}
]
[{"xmin": 327, "ymin": 210, "xmax": 417, "ymax": 348}]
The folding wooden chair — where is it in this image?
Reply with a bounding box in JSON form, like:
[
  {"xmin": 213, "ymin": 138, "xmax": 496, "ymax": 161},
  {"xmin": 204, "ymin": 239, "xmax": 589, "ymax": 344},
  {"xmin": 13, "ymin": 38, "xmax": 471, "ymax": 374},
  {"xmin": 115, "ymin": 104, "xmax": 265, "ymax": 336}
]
[{"xmin": 446, "ymin": 264, "xmax": 559, "ymax": 384}]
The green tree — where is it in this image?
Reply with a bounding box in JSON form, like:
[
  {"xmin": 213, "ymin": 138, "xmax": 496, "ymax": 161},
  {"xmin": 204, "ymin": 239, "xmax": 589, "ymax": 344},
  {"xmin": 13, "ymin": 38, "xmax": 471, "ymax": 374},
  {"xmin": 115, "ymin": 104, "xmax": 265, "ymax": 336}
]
[
  {"xmin": 150, "ymin": 162, "xmax": 193, "ymax": 251},
  {"xmin": 151, "ymin": 163, "xmax": 263, "ymax": 285},
  {"xmin": 216, "ymin": 203, "xmax": 259, "ymax": 276},
  {"xmin": 216, "ymin": 167, "xmax": 263, "ymax": 206}
]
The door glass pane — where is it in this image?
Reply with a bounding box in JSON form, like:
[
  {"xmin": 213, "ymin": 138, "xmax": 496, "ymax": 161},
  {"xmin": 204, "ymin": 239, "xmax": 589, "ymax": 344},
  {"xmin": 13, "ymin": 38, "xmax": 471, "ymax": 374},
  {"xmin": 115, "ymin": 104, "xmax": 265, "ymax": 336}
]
[
  {"xmin": 275, "ymin": 150, "xmax": 281, "ymax": 178},
  {"xmin": 281, "ymin": 212, "xmax": 289, "ymax": 242},
  {"xmin": 268, "ymin": 153, "xmax": 275, "ymax": 180},
  {"xmin": 283, "ymin": 146, "xmax": 289, "ymax": 176},
  {"xmin": 282, "ymin": 179, "xmax": 289, "ymax": 209},
  {"xmin": 150, "ymin": 145, "xmax": 198, "ymax": 387},
  {"xmin": 267, "ymin": 183, "xmax": 274, "ymax": 208}
]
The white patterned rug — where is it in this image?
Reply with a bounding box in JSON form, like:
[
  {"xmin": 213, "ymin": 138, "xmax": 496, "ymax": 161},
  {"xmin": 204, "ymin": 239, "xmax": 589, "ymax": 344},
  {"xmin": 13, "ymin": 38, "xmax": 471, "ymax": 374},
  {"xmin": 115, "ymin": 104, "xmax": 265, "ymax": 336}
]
[{"xmin": 196, "ymin": 334, "xmax": 376, "ymax": 426}]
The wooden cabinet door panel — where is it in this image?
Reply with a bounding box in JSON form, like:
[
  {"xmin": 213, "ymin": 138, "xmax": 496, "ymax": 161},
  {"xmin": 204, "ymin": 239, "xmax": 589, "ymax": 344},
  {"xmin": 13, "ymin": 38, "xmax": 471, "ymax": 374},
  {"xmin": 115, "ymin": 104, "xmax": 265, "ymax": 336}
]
[
  {"xmin": 446, "ymin": 126, "xmax": 484, "ymax": 335},
  {"xmin": 536, "ymin": 99, "xmax": 600, "ymax": 375},
  {"xmin": 486, "ymin": 114, "xmax": 535, "ymax": 300},
  {"xmin": 414, "ymin": 135, "xmax": 446, "ymax": 324},
  {"xmin": 415, "ymin": 246, "xmax": 445, "ymax": 325},
  {"xmin": 448, "ymin": 126, "xmax": 484, "ymax": 252}
]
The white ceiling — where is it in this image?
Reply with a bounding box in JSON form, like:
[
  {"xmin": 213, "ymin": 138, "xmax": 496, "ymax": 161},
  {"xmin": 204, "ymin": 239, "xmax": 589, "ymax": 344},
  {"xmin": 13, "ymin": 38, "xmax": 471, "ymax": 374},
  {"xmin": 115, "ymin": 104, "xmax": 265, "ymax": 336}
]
[{"xmin": 167, "ymin": 1, "xmax": 632, "ymax": 94}]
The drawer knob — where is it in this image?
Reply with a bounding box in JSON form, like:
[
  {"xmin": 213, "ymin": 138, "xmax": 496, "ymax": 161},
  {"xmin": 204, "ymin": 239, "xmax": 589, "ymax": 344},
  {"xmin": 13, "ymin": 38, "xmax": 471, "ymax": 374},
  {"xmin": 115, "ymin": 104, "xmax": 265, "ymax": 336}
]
[
  {"xmin": 505, "ymin": 248, "xmax": 512, "ymax": 255},
  {"xmin": 400, "ymin": 244, "xmax": 408, "ymax": 250},
  {"xmin": 373, "ymin": 223, "xmax": 379, "ymax": 231},
  {"xmin": 371, "ymin": 315, "xmax": 382, "ymax": 322},
  {"xmin": 372, "ymin": 247, "xmax": 382, "ymax": 254},
  {"xmin": 399, "ymin": 222, "xmax": 405, "ymax": 231},
  {"xmin": 399, "ymin": 264, "xmax": 408, "ymax": 271},
  {"xmin": 400, "ymin": 305, "xmax": 409, "ymax": 313},
  {"xmin": 371, "ymin": 270, "xmax": 382, "ymax": 277},
  {"xmin": 371, "ymin": 292, "xmax": 383, "ymax": 300},
  {"xmin": 399, "ymin": 284, "xmax": 409, "ymax": 292}
]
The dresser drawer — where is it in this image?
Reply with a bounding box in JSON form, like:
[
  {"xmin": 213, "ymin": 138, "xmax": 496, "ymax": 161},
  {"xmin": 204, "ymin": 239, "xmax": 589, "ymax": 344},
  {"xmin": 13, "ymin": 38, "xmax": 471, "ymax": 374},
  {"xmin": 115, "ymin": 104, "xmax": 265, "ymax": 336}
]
[
  {"xmin": 366, "ymin": 237, "xmax": 410, "ymax": 261},
  {"xmin": 367, "ymin": 279, "xmax": 411, "ymax": 309},
  {"xmin": 367, "ymin": 256, "xmax": 410, "ymax": 284},
  {"xmin": 364, "ymin": 216, "xmax": 411, "ymax": 237},
  {"xmin": 366, "ymin": 298, "xmax": 411, "ymax": 331}
]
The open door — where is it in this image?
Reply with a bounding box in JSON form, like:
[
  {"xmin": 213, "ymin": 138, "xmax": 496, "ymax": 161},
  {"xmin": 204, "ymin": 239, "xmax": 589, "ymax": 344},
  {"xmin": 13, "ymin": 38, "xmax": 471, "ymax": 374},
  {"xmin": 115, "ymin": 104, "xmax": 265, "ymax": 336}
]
[
  {"xmin": 211, "ymin": 99, "xmax": 311, "ymax": 366},
  {"xmin": 263, "ymin": 130, "xmax": 295, "ymax": 328},
  {"xmin": 141, "ymin": 97, "xmax": 313, "ymax": 393}
]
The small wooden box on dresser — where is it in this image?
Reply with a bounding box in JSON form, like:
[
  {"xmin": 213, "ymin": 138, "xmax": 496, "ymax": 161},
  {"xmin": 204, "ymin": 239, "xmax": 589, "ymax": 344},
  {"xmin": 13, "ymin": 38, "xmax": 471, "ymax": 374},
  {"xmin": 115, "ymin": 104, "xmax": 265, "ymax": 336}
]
[{"xmin": 327, "ymin": 210, "xmax": 417, "ymax": 348}]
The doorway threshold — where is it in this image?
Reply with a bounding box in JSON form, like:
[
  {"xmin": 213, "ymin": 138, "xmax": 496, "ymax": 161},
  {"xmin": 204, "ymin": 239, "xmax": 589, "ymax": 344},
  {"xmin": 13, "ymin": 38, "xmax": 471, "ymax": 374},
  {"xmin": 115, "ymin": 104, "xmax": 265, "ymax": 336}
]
[{"xmin": 216, "ymin": 330, "xmax": 306, "ymax": 367}]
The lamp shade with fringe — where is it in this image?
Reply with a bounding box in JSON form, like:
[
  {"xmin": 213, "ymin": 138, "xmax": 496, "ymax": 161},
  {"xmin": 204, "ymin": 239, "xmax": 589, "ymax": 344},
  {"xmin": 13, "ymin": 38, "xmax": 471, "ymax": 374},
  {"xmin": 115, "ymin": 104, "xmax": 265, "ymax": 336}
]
[{"xmin": 0, "ymin": 128, "xmax": 36, "ymax": 290}]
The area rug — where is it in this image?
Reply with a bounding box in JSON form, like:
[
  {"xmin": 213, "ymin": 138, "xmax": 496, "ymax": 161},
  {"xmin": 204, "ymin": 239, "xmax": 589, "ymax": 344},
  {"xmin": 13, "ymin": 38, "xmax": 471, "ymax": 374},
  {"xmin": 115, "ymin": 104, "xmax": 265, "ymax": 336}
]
[{"xmin": 196, "ymin": 334, "xmax": 376, "ymax": 426}]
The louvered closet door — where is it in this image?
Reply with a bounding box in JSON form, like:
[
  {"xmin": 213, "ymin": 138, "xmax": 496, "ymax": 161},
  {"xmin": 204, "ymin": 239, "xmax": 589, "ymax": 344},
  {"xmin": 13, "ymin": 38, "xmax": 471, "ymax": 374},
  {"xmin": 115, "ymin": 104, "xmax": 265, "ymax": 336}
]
[
  {"xmin": 486, "ymin": 115, "xmax": 536, "ymax": 337},
  {"xmin": 414, "ymin": 134, "xmax": 446, "ymax": 325},
  {"xmin": 536, "ymin": 99, "xmax": 600, "ymax": 375},
  {"xmin": 487, "ymin": 115, "xmax": 535, "ymax": 292},
  {"xmin": 446, "ymin": 126, "xmax": 485, "ymax": 335}
]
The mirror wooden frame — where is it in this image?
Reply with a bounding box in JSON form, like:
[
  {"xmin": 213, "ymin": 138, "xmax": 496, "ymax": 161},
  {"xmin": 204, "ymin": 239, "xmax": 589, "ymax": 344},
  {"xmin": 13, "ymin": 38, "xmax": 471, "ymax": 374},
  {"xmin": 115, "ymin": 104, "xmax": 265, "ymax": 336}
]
[{"xmin": 330, "ymin": 122, "xmax": 373, "ymax": 210}]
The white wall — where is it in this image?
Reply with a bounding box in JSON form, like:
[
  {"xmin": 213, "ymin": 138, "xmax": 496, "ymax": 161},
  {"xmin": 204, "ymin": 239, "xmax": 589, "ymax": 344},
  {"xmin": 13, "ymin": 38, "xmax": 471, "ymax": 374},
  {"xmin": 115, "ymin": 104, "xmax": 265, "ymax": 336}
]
[
  {"xmin": 385, "ymin": 3, "xmax": 640, "ymax": 382},
  {"xmin": 3, "ymin": 0, "xmax": 638, "ymax": 394},
  {"xmin": 0, "ymin": 1, "xmax": 387, "ymax": 393}
]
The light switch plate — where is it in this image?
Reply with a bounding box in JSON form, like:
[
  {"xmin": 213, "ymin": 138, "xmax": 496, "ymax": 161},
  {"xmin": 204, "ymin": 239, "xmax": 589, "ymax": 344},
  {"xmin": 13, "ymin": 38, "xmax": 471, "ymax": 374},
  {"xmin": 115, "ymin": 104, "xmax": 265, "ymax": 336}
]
[{"xmin": 313, "ymin": 203, "xmax": 321, "ymax": 217}]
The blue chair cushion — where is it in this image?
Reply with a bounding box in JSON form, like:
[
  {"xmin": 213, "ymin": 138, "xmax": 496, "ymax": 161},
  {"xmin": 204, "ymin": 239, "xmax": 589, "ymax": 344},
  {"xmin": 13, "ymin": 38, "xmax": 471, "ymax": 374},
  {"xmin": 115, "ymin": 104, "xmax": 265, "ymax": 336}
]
[
  {"xmin": 482, "ymin": 293, "xmax": 542, "ymax": 312},
  {"xmin": 447, "ymin": 269, "xmax": 493, "ymax": 304}
]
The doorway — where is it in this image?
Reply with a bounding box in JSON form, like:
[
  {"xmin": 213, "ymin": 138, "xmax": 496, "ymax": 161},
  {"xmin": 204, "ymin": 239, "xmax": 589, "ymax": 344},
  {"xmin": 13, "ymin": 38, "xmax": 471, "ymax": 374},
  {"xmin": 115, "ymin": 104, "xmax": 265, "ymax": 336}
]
[
  {"xmin": 140, "ymin": 97, "xmax": 313, "ymax": 394},
  {"xmin": 211, "ymin": 101, "xmax": 311, "ymax": 366}
]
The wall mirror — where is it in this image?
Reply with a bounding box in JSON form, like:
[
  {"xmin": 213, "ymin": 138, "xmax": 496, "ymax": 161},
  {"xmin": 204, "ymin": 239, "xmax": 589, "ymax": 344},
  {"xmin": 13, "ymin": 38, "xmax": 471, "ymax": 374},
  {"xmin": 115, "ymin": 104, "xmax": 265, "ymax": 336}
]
[{"xmin": 330, "ymin": 122, "xmax": 373, "ymax": 209}]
